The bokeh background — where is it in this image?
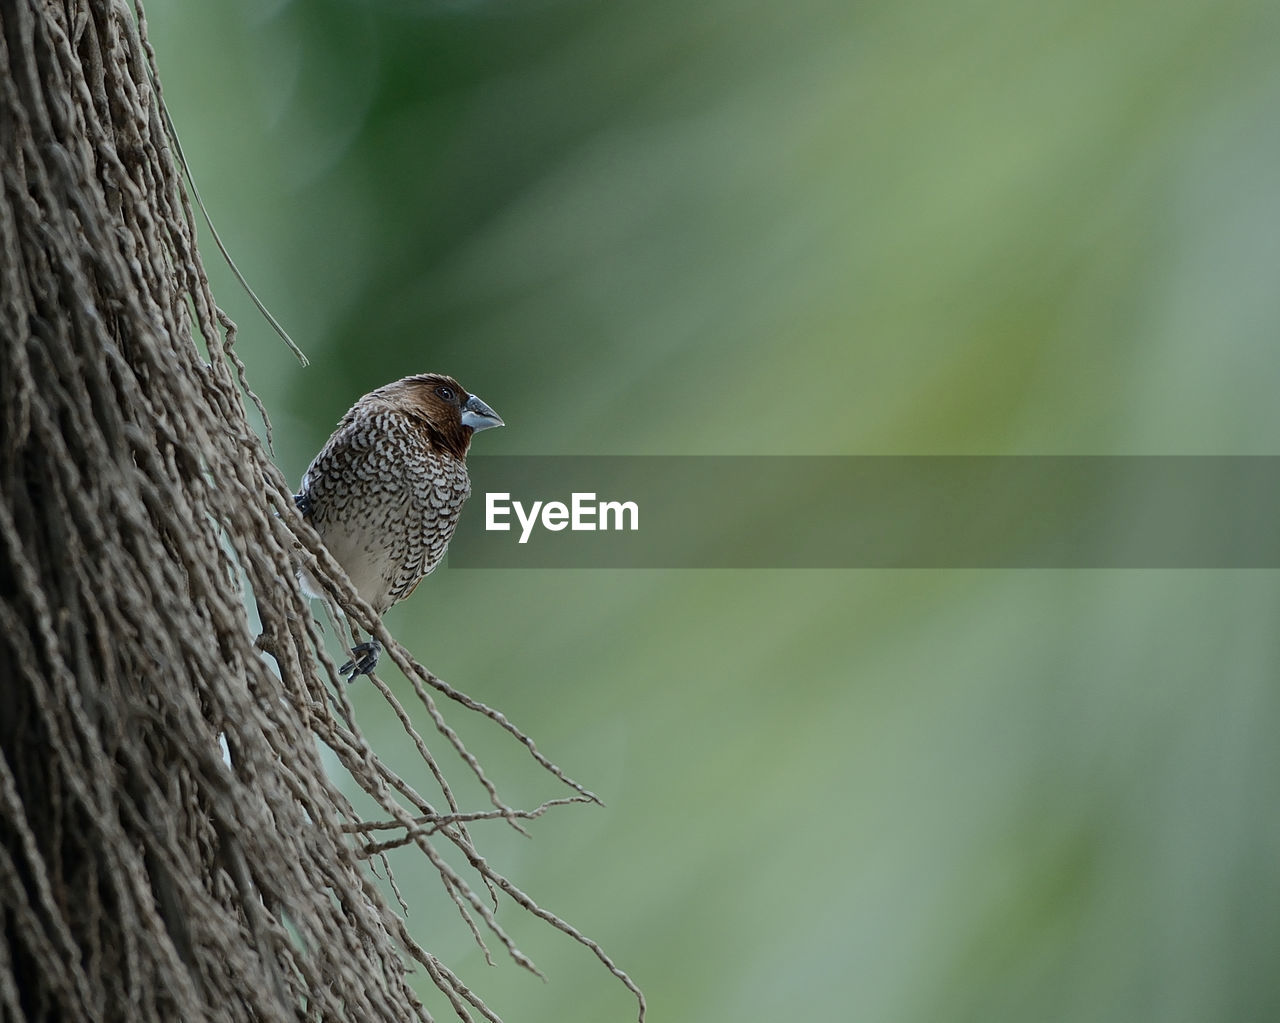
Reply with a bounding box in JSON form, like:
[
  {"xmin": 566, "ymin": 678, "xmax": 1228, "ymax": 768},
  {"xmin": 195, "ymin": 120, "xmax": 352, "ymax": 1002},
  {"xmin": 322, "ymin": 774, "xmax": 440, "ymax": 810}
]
[{"xmin": 146, "ymin": 1, "xmax": 1280, "ymax": 1020}]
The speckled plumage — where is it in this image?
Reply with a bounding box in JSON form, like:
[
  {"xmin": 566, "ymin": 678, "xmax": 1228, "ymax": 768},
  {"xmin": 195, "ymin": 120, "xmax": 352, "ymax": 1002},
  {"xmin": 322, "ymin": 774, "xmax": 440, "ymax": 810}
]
[{"xmin": 296, "ymin": 374, "xmax": 503, "ymax": 622}]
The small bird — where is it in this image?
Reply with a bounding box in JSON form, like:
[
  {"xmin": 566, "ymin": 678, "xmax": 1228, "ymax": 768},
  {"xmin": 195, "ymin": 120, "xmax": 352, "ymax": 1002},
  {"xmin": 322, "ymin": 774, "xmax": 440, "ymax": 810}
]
[{"xmin": 294, "ymin": 373, "xmax": 503, "ymax": 677}]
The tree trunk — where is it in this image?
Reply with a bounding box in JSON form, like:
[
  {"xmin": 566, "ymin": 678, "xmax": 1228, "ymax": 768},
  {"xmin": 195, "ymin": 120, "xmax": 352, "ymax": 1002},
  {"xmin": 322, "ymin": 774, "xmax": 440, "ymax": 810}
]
[{"xmin": 0, "ymin": 2, "xmax": 424, "ymax": 1020}]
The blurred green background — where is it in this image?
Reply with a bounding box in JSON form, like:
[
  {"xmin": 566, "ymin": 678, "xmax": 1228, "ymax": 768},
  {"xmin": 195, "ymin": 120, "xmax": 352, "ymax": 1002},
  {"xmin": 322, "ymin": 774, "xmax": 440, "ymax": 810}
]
[{"xmin": 147, "ymin": 1, "xmax": 1280, "ymax": 1020}]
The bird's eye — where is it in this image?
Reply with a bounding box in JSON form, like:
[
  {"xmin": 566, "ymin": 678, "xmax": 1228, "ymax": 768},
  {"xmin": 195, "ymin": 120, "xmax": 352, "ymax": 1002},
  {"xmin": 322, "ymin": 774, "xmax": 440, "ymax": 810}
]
[{"xmin": 436, "ymin": 386, "xmax": 455, "ymax": 402}]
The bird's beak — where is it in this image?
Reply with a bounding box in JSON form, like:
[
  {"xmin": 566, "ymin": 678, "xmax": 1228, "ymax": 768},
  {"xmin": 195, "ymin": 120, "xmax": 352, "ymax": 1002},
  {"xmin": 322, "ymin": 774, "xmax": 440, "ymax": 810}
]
[{"xmin": 461, "ymin": 393, "xmax": 504, "ymax": 432}]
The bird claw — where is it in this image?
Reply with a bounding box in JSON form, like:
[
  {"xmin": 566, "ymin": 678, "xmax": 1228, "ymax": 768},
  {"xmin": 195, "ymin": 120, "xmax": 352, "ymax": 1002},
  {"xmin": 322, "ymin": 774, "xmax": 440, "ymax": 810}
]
[
  {"xmin": 293, "ymin": 491, "xmax": 314, "ymax": 517},
  {"xmin": 339, "ymin": 640, "xmax": 381, "ymax": 680}
]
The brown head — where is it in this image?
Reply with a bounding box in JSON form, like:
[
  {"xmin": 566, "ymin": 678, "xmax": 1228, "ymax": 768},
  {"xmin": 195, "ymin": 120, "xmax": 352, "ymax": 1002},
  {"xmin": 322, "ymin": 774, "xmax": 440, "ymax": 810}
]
[{"xmin": 367, "ymin": 373, "xmax": 504, "ymax": 459}]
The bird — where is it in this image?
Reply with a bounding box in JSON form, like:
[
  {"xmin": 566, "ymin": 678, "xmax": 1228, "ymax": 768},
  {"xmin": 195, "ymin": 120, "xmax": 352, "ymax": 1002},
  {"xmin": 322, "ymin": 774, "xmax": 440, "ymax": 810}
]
[{"xmin": 293, "ymin": 373, "xmax": 503, "ymax": 678}]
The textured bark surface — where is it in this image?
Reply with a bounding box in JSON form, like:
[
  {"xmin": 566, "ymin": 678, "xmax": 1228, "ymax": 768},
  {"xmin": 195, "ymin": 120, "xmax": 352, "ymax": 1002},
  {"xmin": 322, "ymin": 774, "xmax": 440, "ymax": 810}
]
[{"xmin": 0, "ymin": 3, "xmax": 639, "ymax": 1021}]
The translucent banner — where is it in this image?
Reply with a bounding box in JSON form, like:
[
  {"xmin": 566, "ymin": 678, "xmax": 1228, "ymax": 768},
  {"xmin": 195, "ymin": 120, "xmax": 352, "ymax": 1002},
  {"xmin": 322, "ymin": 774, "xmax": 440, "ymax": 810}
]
[{"xmin": 449, "ymin": 456, "xmax": 1280, "ymax": 568}]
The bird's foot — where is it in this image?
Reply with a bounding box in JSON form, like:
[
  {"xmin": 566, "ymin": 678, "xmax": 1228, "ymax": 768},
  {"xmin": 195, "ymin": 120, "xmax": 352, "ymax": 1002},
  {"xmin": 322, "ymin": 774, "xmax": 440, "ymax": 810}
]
[
  {"xmin": 293, "ymin": 491, "xmax": 314, "ymax": 517},
  {"xmin": 339, "ymin": 640, "xmax": 381, "ymax": 680}
]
